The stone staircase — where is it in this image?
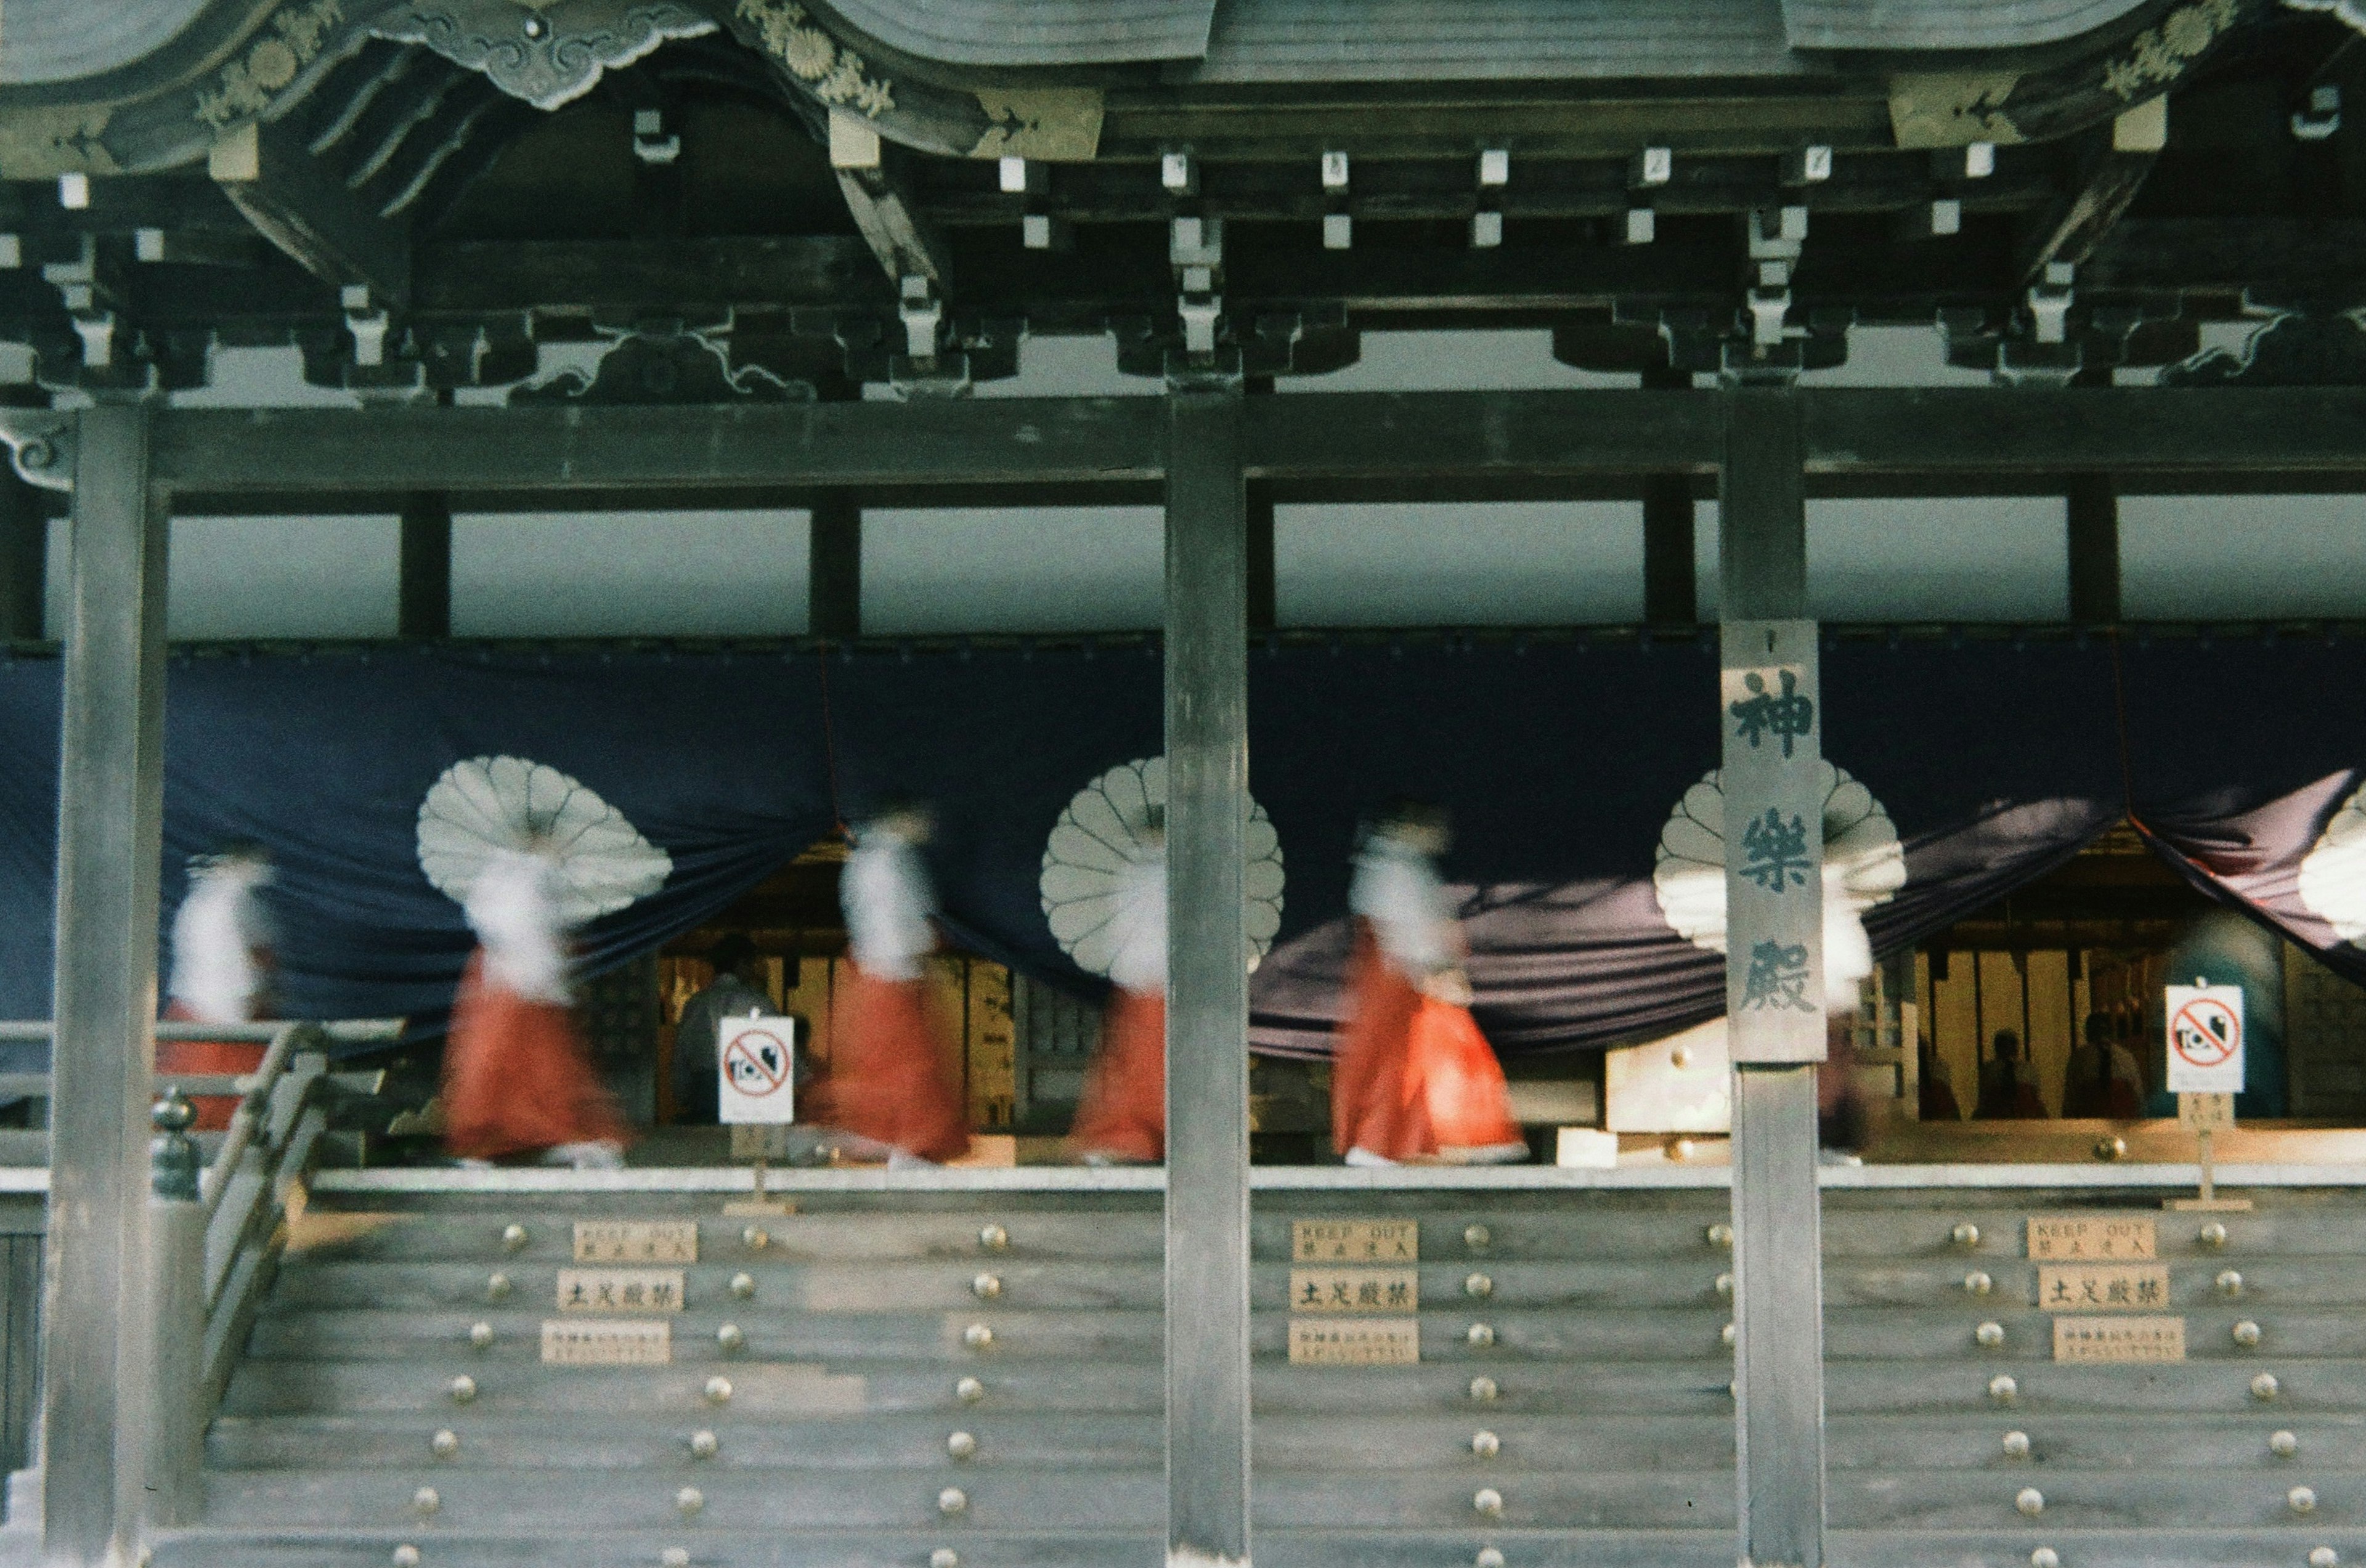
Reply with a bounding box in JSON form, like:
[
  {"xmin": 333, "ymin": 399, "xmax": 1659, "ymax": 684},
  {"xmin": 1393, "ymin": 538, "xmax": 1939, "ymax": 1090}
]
[{"xmin": 141, "ymin": 1169, "xmax": 2366, "ymax": 1568}]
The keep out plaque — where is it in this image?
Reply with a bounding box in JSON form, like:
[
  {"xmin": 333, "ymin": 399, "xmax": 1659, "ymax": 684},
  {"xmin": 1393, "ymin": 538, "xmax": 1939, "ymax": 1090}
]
[
  {"xmin": 542, "ymin": 1319, "xmax": 672, "ymax": 1365},
  {"xmin": 557, "ymin": 1269, "xmax": 686, "ymax": 1313},
  {"xmin": 2054, "ymin": 1315, "xmax": 2185, "ymax": 1363},
  {"xmin": 1292, "ymin": 1220, "xmax": 1418, "ymax": 1263},
  {"xmin": 2027, "ymin": 1215, "xmax": 2156, "ymax": 1261},
  {"xmin": 574, "ymin": 1221, "xmax": 699, "ymax": 1263},
  {"xmin": 1289, "ymin": 1318, "xmax": 1420, "ymax": 1366}
]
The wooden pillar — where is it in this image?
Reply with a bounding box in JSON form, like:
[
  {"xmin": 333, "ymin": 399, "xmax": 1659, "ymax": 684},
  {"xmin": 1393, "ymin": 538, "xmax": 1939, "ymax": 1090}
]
[
  {"xmin": 2066, "ymin": 474, "xmax": 2120, "ymax": 625},
  {"xmin": 397, "ymin": 493, "xmax": 452, "ymax": 639},
  {"xmin": 44, "ymin": 404, "xmax": 169, "ymax": 1566},
  {"xmin": 1245, "ymin": 482, "xmax": 1275, "ymax": 634},
  {"xmin": 1163, "ymin": 386, "xmax": 1251, "ymax": 1568},
  {"xmin": 0, "ymin": 465, "xmax": 45, "ymax": 642},
  {"xmin": 1642, "ymin": 365, "xmax": 1697, "ymax": 627},
  {"xmin": 1718, "ymin": 388, "xmax": 1827, "ymax": 1568},
  {"xmin": 810, "ymin": 494, "xmax": 861, "ymax": 640}
]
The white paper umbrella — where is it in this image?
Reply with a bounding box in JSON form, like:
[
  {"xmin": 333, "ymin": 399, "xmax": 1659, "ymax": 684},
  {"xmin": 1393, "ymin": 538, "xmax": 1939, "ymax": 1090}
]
[
  {"xmin": 2300, "ymin": 779, "xmax": 2366, "ymax": 944},
  {"xmin": 416, "ymin": 755, "xmax": 672, "ymax": 927},
  {"xmin": 1651, "ymin": 760, "xmax": 1906, "ymax": 994},
  {"xmin": 1041, "ymin": 755, "xmax": 1285, "ymax": 976}
]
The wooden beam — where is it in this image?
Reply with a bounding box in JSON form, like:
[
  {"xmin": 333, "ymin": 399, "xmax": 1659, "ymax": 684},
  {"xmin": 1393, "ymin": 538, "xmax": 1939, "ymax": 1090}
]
[{"xmin": 209, "ymin": 119, "xmax": 409, "ymax": 301}]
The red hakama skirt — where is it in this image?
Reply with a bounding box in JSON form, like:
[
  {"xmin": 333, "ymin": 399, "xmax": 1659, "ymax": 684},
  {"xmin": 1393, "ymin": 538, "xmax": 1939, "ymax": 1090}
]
[
  {"xmin": 1069, "ymin": 987, "xmax": 1166, "ymax": 1163},
  {"xmin": 1331, "ymin": 925, "xmax": 1523, "ymax": 1162},
  {"xmin": 811, "ymin": 961, "xmax": 970, "ymax": 1163},
  {"xmin": 442, "ymin": 954, "xmax": 629, "ymax": 1161},
  {"xmin": 158, "ymin": 1001, "xmax": 265, "ymax": 1133}
]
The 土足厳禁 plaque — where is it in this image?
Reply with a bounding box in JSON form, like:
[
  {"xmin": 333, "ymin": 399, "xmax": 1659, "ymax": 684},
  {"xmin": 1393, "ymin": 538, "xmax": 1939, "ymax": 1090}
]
[
  {"xmin": 557, "ymin": 1268, "xmax": 686, "ymax": 1314},
  {"xmin": 2038, "ymin": 1262, "xmax": 2171, "ymax": 1313},
  {"xmin": 1289, "ymin": 1267, "xmax": 1419, "ymax": 1314}
]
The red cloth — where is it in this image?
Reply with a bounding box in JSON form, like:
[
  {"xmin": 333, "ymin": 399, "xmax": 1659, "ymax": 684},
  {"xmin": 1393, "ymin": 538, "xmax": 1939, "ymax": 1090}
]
[
  {"xmin": 1070, "ymin": 988, "xmax": 1165, "ymax": 1163},
  {"xmin": 442, "ymin": 953, "xmax": 629, "ymax": 1161},
  {"xmin": 1331, "ymin": 923, "xmax": 1522, "ymax": 1161},
  {"xmin": 811, "ymin": 961, "xmax": 970, "ymax": 1162},
  {"xmin": 157, "ymin": 1001, "xmax": 264, "ymax": 1134}
]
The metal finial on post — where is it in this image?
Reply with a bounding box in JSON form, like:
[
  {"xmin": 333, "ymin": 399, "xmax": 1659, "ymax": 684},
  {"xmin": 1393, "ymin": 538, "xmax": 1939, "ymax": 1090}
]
[{"xmin": 151, "ymin": 1089, "xmax": 200, "ymax": 1201}]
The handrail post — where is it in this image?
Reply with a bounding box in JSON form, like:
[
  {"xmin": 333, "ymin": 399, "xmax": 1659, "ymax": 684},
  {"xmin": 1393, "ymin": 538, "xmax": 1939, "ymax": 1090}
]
[{"xmin": 146, "ymin": 1091, "xmax": 205, "ymax": 1530}]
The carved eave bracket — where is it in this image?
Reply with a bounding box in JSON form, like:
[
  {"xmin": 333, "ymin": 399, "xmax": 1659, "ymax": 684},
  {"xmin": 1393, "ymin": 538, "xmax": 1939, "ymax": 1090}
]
[{"xmin": 0, "ymin": 412, "xmax": 79, "ymax": 494}]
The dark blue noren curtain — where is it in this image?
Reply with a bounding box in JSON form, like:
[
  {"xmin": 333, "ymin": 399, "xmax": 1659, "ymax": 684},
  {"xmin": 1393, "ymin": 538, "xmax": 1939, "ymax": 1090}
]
[{"xmin": 0, "ymin": 633, "xmax": 2359, "ymax": 1068}]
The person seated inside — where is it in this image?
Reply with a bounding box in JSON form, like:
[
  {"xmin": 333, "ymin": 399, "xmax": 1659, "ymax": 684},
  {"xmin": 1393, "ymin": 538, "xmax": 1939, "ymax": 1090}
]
[
  {"xmin": 670, "ymin": 934, "xmax": 778, "ymax": 1125},
  {"xmin": 1916, "ymin": 1033, "xmax": 1962, "ymax": 1122},
  {"xmin": 2061, "ymin": 1009, "xmax": 2147, "ymax": 1119},
  {"xmin": 1974, "ymin": 1028, "xmax": 2047, "ymax": 1119}
]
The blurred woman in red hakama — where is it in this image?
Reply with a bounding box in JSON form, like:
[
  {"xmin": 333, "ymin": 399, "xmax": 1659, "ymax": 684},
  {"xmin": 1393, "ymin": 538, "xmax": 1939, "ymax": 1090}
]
[
  {"xmin": 1069, "ymin": 813, "xmax": 1166, "ymax": 1164},
  {"xmin": 1331, "ymin": 802, "xmax": 1526, "ymax": 1166},
  {"xmin": 160, "ymin": 844, "xmax": 275, "ymax": 1132}
]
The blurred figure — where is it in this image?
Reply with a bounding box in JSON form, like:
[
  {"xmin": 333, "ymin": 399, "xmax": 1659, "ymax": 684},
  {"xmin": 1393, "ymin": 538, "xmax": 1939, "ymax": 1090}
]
[
  {"xmin": 2062, "ymin": 1009, "xmax": 2145, "ymax": 1119},
  {"xmin": 811, "ymin": 802, "xmax": 969, "ymax": 1166},
  {"xmin": 1331, "ymin": 801, "xmax": 1526, "ymax": 1166},
  {"xmin": 1917, "ymin": 1032, "xmax": 1963, "ymax": 1121},
  {"xmin": 161, "ymin": 843, "xmax": 275, "ymax": 1131},
  {"xmin": 443, "ymin": 848, "xmax": 629, "ymax": 1169},
  {"xmin": 1069, "ymin": 808, "xmax": 1166, "ymax": 1164},
  {"xmin": 1974, "ymin": 1028, "xmax": 2046, "ymax": 1119},
  {"xmin": 1818, "ymin": 1017, "xmax": 1868, "ymax": 1164},
  {"xmin": 670, "ymin": 933, "xmax": 776, "ymax": 1125}
]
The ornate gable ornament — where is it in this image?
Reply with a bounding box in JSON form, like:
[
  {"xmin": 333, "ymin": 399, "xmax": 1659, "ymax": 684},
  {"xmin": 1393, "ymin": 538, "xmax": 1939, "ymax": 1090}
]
[{"xmin": 367, "ymin": 0, "xmax": 717, "ymax": 113}]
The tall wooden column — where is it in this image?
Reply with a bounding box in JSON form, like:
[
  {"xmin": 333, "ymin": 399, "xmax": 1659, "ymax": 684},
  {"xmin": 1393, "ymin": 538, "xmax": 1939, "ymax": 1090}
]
[
  {"xmin": 1163, "ymin": 387, "xmax": 1251, "ymax": 1568},
  {"xmin": 0, "ymin": 465, "xmax": 46, "ymax": 641},
  {"xmin": 1718, "ymin": 389, "xmax": 1827, "ymax": 1568},
  {"xmin": 397, "ymin": 492, "xmax": 452, "ymax": 639},
  {"xmin": 2066, "ymin": 474, "xmax": 2120, "ymax": 625},
  {"xmin": 1642, "ymin": 365, "xmax": 1697, "ymax": 627},
  {"xmin": 44, "ymin": 404, "xmax": 169, "ymax": 1566}
]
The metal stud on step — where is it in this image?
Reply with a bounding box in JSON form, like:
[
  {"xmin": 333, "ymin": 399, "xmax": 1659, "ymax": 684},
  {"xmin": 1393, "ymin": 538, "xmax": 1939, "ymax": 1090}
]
[
  {"xmin": 1721, "ymin": 1322, "xmax": 1737, "ymax": 1349},
  {"xmin": 741, "ymin": 1225, "xmax": 770, "ymax": 1251},
  {"xmin": 392, "ymin": 1547, "xmax": 421, "ymax": 1568},
  {"xmin": 938, "ymin": 1487, "xmax": 968, "ymax": 1516},
  {"xmin": 2254, "ymin": 1373, "xmax": 2282, "ymax": 1402},
  {"xmin": 704, "ymin": 1376, "xmax": 733, "ymax": 1405},
  {"xmin": 662, "ymin": 1551, "xmax": 691, "ymax": 1568},
  {"xmin": 972, "ymin": 1273, "xmax": 1002, "ymax": 1300},
  {"xmin": 2291, "ymin": 1485, "xmax": 2319, "ymax": 1515},
  {"xmin": 964, "ymin": 1323, "xmax": 994, "ymax": 1349},
  {"xmin": 948, "ymin": 1430, "xmax": 978, "ymax": 1459},
  {"xmin": 2218, "ymin": 1269, "xmax": 2245, "ymax": 1298},
  {"xmin": 1953, "ymin": 1224, "xmax": 1982, "ymax": 1249},
  {"xmin": 448, "ymin": 1375, "xmax": 478, "ymax": 1405},
  {"xmin": 1715, "ymin": 1273, "xmax": 1734, "ymax": 1300},
  {"xmin": 729, "ymin": 1273, "xmax": 755, "ymax": 1300},
  {"xmin": 486, "ymin": 1272, "xmax": 512, "ymax": 1301},
  {"xmin": 2200, "ymin": 1221, "xmax": 2230, "ymax": 1248},
  {"xmin": 1706, "ymin": 1223, "xmax": 1733, "ymax": 1249},
  {"xmin": 2002, "ymin": 1431, "xmax": 2030, "ymax": 1458},
  {"xmin": 1471, "ymin": 1430, "xmax": 1499, "ymax": 1457},
  {"xmin": 2016, "ymin": 1487, "xmax": 2044, "ymax": 1517},
  {"xmin": 932, "ymin": 1552, "xmax": 960, "ymax": 1568},
  {"xmin": 1466, "ymin": 1323, "xmax": 1495, "ymax": 1349},
  {"xmin": 469, "ymin": 1322, "xmax": 494, "ymax": 1349},
  {"xmin": 501, "ymin": 1224, "xmax": 528, "ymax": 1253},
  {"xmin": 1976, "ymin": 1322, "xmax": 2005, "ymax": 1349},
  {"xmin": 1964, "ymin": 1272, "xmax": 1993, "ymax": 1296},
  {"xmin": 1469, "ymin": 1376, "xmax": 1498, "ymax": 1403},
  {"xmin": 1473, "ymin": 1487, "xmax": 1503, "ymax": 1517},
  {"xmin": 2030, "ymin": 1550, "xmax": 2059, "ymax": 1568},
  {"xmin": 717, "ymin": 1324, "xmax": 744, "ymax": 1353},
  {"xmin": 431, "ymin": 1429, "xmax": 459, "ymax": 1460},
  {"xmin": 1465, "ymin": 1273, "xmax": 1494, "ymax": 1299},
  {"xmin": 2311, "ymin": 1548, "xmax": 2339, "ymax": 1567},
  {"xmin": 2235, "ymin": 1320, "xmax": 2262, "ymax": 1347},
  {"xmin": 412, "ymin": 1487, "xmax": 440, "ymax": 1517},
  {"xmin": 676, "ymin": 1486, "xmax": 704, "ymax": 1517},
  {"xmin": 691, "ymin": 1430, "xmax": 719, "ymax": 1460},
  {"xmin": 979, "ymin": 1224, "xmax": 1009, "ymax": 1251},
  {"xmin": 1476, "ymin": 1551, "xmax": 1505, "ymax": 1568},
  {"xmin": 1989, "ymin": 1375, "xmax": 2018, "ymax": 1404},
  {"xmin": 1465, "ymin": 1225, "xmax": 1492, "ymax": 1251},
  {"xmin": 2273, "ymin": 1430, "xmax": 2300, "ymax": 1458},
  {"xmin": 956, "ymin": 1376, "xmax": 986, "ymax": 1403}
]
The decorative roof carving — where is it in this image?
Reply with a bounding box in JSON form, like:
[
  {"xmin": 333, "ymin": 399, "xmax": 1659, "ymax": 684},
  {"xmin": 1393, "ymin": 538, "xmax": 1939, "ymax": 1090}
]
[{"xmin": 367, "ymin": 0, "xmax": 717, "ymax": 112}]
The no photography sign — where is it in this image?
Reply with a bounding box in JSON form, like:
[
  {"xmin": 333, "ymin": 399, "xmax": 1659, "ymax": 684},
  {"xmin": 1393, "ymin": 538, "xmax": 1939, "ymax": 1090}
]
[
  {"xmin": 718, "ymin": 1015, "xmax": 803, "ymax": 1124},
  {"xmin": 2165, "ymin": 984, "xmax": 2245, "ymax": 1095}
]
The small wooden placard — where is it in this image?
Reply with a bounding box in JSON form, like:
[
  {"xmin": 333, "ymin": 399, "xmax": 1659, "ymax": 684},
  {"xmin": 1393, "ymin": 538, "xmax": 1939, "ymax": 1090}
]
[
  {"xmin": 556, "ymin": 1268, "xmax": 686, "ymax": 1314},
  {"xmin": 573, "ymin": 1221, "xmax": 699, "ymax": 1264},
  {"xmin": 1288, "ymin": 1267, "xmax": 1420, "ymax": 1314},
  {"xmin": 1291, "ymin": 1220, "xmax": 1418, "ymax": 1263},
  {"xmin": 2053, "ymin": 1315, "xmax": 2185, "ymax": 1363},
  {"xmin": 2027, "ymin": 1214, "xmax": 2157, "ymax": 1261},
  {"xmin": 2178, "ymin": 1092, "xmax": 2235, "ymax": 1131},
  {"xmin": 2038, "ymin": 1262, "xmax": 2171, "ymax": 1313},
  {"xmin": 1288, "ymin": 1318, "xmax": 1420, "ymax": 1366},
  {"xmin": 540, "ymin": 1318, "xmax": 671, "ymax": 1366}
]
